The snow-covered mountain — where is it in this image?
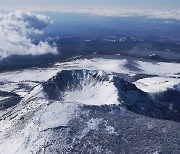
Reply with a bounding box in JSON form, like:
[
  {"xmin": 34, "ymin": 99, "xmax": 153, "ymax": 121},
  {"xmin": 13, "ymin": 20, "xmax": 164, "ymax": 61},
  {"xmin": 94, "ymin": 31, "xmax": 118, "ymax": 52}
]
[{"xmin": 0, "ymin": 58, "xmax": 180, "ymax": 154}]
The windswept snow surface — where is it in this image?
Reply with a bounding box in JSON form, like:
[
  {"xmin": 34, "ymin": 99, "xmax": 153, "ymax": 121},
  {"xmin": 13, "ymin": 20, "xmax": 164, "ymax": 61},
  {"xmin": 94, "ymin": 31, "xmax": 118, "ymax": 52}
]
[
  {"xmin": 55, "ymin": 58, "xmax": 129, "ymax": 74},
  {"xmin": 136, "ymin": 61, "xmax": 180, "ymax": 77},
  {"xmin": 0, "ymin": 57, "xmax": 180, "ymax": 153},
  {"xmin": 134, "ymin": 77, "xmax": 180, "ymax": 93}
]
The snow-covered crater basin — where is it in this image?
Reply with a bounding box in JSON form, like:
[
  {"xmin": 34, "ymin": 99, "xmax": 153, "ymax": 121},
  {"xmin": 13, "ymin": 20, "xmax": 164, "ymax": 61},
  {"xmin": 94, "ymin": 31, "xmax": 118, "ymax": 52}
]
[{"xmin": 42, "ymin": 69, "xmax": 120, "ymax": 106}]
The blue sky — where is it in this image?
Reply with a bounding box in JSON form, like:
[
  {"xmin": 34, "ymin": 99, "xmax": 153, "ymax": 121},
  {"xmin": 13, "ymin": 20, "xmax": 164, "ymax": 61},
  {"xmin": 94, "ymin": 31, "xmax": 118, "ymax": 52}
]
[{"xmin": 0, "ymin": 0, "xmax": 180, "ymax": 8}]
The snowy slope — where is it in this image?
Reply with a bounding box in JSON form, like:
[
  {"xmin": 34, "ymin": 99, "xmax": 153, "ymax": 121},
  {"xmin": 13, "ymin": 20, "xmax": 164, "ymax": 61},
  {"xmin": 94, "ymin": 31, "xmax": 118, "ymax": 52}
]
[{"xmin": 0, "ymin": 57, "xmax": 180, "ymax": 154}]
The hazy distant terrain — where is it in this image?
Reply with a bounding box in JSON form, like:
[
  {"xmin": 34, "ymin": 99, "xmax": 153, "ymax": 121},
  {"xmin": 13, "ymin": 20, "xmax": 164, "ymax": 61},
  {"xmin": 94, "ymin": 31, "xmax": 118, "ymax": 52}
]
[{"xmin": 1, "ymin": 13, "xmax": 180, "ymax": 70}]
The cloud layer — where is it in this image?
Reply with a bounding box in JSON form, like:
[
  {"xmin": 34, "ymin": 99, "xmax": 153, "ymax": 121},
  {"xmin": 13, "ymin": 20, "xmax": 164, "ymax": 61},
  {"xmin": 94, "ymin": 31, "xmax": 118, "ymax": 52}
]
[
  {"xmin": 0, "ymin": 11, "xmax": 58, "ymax": 59},
  {"xmin": 1, "ymin": 6, "xmax": 180, "ymax": 20}
]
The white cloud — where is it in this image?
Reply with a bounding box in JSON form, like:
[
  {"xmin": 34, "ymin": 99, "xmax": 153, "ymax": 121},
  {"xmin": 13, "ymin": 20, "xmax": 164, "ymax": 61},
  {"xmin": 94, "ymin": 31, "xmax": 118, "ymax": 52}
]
[
  {"xmin": 0, "ymin": 11, "xmax": 58, "ymax": 59},
  {"xmin": 0, "ymin": 6, "xmax": 180, "ymax": 20}
]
